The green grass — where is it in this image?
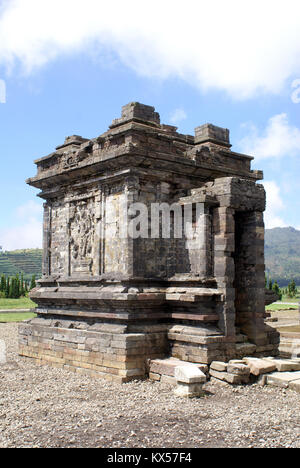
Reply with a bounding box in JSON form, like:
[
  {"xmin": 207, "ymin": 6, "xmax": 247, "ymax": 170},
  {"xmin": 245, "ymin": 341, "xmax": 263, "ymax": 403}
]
[
  {"xmin": 266, "ymin": 302, "xmax": 299, "ymax": 311},
  {"xmin": 0, "ymin": 312, "xmax": 36, "ymax": 322},
  {"xmin": 0, "ymin": 297, "xmax": 37, "ymax": 310}
]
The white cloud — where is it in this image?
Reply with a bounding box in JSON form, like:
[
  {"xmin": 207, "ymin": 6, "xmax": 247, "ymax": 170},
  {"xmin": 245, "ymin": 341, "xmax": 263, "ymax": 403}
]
[
  {"xmin": 0, "ymin": 78, "xmax": 5, "ymax": 103},
  {"xmin": 291, "ymin": 79, "xmax": 300, "ymax": 104},
  {"xmin": 264, "ymin": 181, "xmax": 287, "ymax": 229},
  {"xmin": 169, "ymin": 108, "xmax": 187, "ymax": 125},
  {"xmin": 0, "ymin": 201, "xmax": 42, "ymax": 250},
  {"xmin": 0, "ymin": 0, "xmax": 300, "ymax": 98},
  {"xmin": 16, "ymin": 200, "xmax": 42, "ymax": 219},
  {"xmin": 239, "ymin": 113, "xmax": 300, "ymax": 159}
]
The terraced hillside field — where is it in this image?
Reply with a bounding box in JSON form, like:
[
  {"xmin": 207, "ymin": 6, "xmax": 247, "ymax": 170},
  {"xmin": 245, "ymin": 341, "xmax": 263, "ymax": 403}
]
[
  {"xmin": 265, "ymin": 227, "xmax": 300, "ymax": 286},
  {"xmin": 0, "ymin": 249, "xmax": 42, "ymax": 281}
]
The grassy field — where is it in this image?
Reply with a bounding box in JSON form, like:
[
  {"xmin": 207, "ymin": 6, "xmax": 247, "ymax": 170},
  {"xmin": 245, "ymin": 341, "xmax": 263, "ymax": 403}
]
[
  {"xmin": 266, "ymin": 287, "xmax": 299, "ymax": 311},
  {"xmin": 0, "ymin": 297, "xmax": 37, "ymax": 310},
  {"xmin": 266, "ymin": 302, "xmax": 299, "ymax": 311},
  {"xmin": 0, "ymin": 312, "xmax": 36, "ymax": 322}
]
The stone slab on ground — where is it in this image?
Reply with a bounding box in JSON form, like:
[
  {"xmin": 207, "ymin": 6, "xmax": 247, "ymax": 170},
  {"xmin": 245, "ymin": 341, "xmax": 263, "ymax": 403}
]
[
  {"xmin": 149, "ymin": 358, "xmax": 208, "ymax": 378},
  {"xmin": 210, "ymin": 361, "xmax": 228, "ymax": 372},
  {"xmin": 264, "ymin": 358, "xmax": 300, "ymax": 372},
  {"xmin": 243, "ymin": 357, "xmax": 277, "ymax": 376},
  {"xmin": 266, "ymin": 371, "xmax": 300, "ymax": 389},
  {"xmin": 209, "ymin": 368, "xmax": 249, "ymax": 385},
  {"xmin": 289, "ymin": 379, "xmax": 300, "ymax": 393},
  {"xmin": 175, "ymin": 365, "xmax": 206, "ymax": 384}
]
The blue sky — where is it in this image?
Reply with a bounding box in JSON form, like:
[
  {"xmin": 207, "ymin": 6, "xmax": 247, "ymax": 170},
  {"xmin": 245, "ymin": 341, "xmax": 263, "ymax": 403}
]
[{"xmin": 0, "ymin": 0, "xmax": 300, "ymax": 250}]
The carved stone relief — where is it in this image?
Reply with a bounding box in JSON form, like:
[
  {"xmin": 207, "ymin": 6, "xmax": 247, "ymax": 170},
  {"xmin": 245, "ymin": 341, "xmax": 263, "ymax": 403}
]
[{"xmin": 69, "ymin": 198, "xmax": 95, "ymax": 275}]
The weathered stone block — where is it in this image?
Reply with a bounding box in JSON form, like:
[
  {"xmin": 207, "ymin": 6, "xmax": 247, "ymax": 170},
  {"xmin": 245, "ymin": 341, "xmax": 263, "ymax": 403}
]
[
  {"xmin": 243, "ymin": 357, "xmax": 277, "ymax": 376},
  {"xmin": 227, "ymin": 363, "xmax": 250, "ymax": 376},
  {"xmin": 209, "ymin": 368, "xmax": 248, "ymax": 384},
  {"xmin": 174, "ymin": 382, "xmax": 205, "ymax": 398},
  {"xmin": 210, "ymin": 361, "xmax": 228, "ymax": 372},
  {"xmin": 175, "ymin": 365, "xmax": 206, "ymax": 384},
  {"xmin": 264, "ymin": 358, "xmax": 300, "ymax": 372},
  {"xmin": 267, "ymin": 371, "xmax": 300, "ymax": 388}
]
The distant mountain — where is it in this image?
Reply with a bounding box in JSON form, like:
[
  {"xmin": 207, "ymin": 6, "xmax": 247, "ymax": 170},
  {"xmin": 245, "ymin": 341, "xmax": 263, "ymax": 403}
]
[
  {"xmin": 0, "ymin": 249, "xmax": 42, "ymax": 281},
  {"xmin": 265, "ymin": 227, "xmax": 300, "ymax": 286}
]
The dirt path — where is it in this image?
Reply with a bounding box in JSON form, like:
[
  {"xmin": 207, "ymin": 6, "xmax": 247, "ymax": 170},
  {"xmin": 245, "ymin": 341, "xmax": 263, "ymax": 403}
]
[{"xmin": 1, "ymin": 323, "xmax": 300, "ymax": 448}]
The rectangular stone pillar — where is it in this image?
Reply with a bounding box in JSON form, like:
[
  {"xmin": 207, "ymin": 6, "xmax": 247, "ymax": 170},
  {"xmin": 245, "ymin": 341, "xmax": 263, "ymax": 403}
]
[
  {"xmin": 213, "ymin": 206, "xmax": 236, "ymax": 339},
  {"xmin": 234, "ymin": 211, "xmax": 268, "ymax": 345}
]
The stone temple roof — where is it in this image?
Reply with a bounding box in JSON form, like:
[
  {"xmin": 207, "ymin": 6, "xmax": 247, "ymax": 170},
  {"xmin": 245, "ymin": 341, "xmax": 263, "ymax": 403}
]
[{"xmin": 27, "ymin": 102, "xmax": 262, "ymax": 193}]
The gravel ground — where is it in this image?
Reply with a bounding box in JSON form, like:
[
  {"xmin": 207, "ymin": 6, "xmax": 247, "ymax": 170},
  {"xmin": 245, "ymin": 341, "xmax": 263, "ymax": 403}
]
[{"xmin": 1, "ymin": 323, "xmax": 300, "ymax": 448}]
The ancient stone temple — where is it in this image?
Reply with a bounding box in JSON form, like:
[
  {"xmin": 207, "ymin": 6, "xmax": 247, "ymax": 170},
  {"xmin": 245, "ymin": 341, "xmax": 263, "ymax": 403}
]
[{"xmin": 19, "ymin": 102, "xmax": 279, "ymax": 382}]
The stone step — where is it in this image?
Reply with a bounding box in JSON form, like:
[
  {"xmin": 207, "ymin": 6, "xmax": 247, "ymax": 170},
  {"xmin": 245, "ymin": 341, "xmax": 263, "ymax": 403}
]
[
  {"xmin": 165, "ymin": 288, "xmax": 222, "ymax": 298},
  {"xmin": 266, "ymin": 371, "xmax": 300, "ymax": 389},
  {"xmin": 165, "ymin": 288, "xmax": 223, "ymax": 307},
  {"xmin": 168, "ymin": 324, "xmax": 222, "ymax": 337},
  {"xmin": 169, "ymin": 312, "xmax": 219, "ymax": 322}
]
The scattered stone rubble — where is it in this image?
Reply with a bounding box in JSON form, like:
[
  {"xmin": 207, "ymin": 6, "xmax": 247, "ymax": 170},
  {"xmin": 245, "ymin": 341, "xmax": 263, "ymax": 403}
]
[
  {"xmin": 149, "ymin": 356, "xmax": 300, "ymax": 397},
  {"xmin": 4, "ymin": 324, "xmax": 300, "ymax": 448},
  {"xmin": 209, "ymin": 357, "xmax": 300, "ymax": 390},
  {"xmin": 149, "ymin": 357, "xmax": 208, "ymax": 385},
  {"xmin": 149, "ymin": 357, "xmax": 208, "ymax": 396}
]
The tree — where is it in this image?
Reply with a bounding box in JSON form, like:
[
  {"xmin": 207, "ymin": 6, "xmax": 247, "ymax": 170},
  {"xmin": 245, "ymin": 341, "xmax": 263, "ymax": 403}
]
[
  {"xmin": 20, "ymin": 274, "xmax": 25, "ymax": 296},
  {"xmin": 272, "ymin": 281, "xmax": 282, "ymax": 300},
  {"xmin": 0, "ymin": 273, "xmax": 28, "ymax": 299},
  {"xmin": 287, "ymin": 280, "xmax": 297, "ymax": 298},
  {"xmin": 5, "ymin": 277, "xmax": 10, "ymax": 298},
  {"xmin": 0, "ymin": 275, "xmax": 6, "ymax": 292},
  {"xmin": 30, "ymin": 275, "xmax": 36, "ymax": 290}
]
